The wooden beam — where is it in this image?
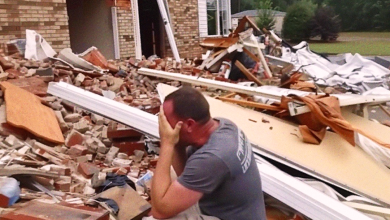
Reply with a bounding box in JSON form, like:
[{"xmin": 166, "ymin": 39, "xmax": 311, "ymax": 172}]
[
  {"xmin": 217, "ymin": 96, "xmax": 283, "ymax": 112},
  {"xmin": 233, "ymin": 16, "xmax": 260, "ymax": 36},
  {"xmin": 235, "ymin": 60, "xmax": 263, "ymax": 86},
  {"xmin": 221, "ymin": 92, "xmax": 236, "ymax": 99},
  {"xmin": 0, "ymin": 167, "xmax": 59, "ymax": 178},
  {"xmin": 243, "ymin": 47, "xmax": 260, "ymax": 62}
]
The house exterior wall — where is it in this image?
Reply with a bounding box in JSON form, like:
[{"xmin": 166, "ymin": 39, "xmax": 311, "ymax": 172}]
[
  {"xmin": 116, "ymin": 8, "xmax": 135, "ymax": 58},
  {"xmin": 0, "ymin": 0, "xmax": 203, "ymax": 59},
  {"xmin": 0, "ymin": 0, "xmax": 70, "ymax": 52},
  {"xmin": 165, "ymin": 0, "xmax": 203, "ymax": 59}
]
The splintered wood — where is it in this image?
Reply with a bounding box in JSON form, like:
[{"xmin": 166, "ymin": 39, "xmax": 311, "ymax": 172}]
[{"xmin": 0, "ymin": 82, "xmax": 64, "ymax": 144}]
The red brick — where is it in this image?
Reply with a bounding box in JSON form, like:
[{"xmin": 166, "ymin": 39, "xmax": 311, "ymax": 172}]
[
  {"xmin": 68, "ymin": 144, "xmax": 88, "ymax": 158},
  {"xmin": 107, "ymin": 127, "xmax": 143, "ymax": 139},
  {"xmin": 54, "ymin": 180, "xmax": 70, "ymax": 192},
  {"xmin": 0, "ymin": 193, "xmax": 10, "ymax": 208},
  {"xmin": 65, "ymin": 130, "xmax": 84, "ymax": 148},
  {"xmin": 78, "ymin": 162, "xmax": 100, "ymax": 179},
  {"xmin": 113, "ymin": 141, "xmax": 145, "ymax": 155}
]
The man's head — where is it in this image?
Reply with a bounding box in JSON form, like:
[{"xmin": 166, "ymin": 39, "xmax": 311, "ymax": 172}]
[{"xmin": 162, "ymin": 86, "xmax": 211, "ymax": 146}]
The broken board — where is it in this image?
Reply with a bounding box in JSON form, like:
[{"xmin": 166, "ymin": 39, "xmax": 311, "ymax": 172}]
[
  {"xmin": 0, "ymin": 82, "xmax": 64, "ymax": 144},
  {"xmin": 98, "ymin": 186, "xmax": 151, "ymax": 220},
  {"xmin": 158, "ymin": 83, "xmax": 390, "ymax": 206},
  {"xmin": 0, "ymin": 200, "xmax": 109, "ymax": 220}
]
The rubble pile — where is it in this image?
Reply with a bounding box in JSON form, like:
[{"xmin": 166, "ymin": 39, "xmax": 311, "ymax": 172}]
[
  {"xmin": 0, "ymin": 20, "xmax": 390, "ymax": 219},
  {"xmin": 0, "ymin": 49, "xmax": 174, "ymax": 219}
]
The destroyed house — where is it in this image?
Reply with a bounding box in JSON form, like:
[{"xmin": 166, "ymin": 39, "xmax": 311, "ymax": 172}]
[{"xmin": 0, "ymin": 0, "xmax": 233, "ymax": 60}]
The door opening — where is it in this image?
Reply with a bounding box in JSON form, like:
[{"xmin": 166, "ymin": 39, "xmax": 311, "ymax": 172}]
[{"xmin": 138, "ymin": 0, "xmax": 162, "ymax": 58}]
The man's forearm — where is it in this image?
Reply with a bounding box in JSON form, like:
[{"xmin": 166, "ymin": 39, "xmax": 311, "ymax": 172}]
[
  {"xmin": 172, "ymin": 146, "xmax": 187, "ymax": 176},
  {"xmin": 151, "ymin": 143, "xmax": 175, "ymax": 209}
]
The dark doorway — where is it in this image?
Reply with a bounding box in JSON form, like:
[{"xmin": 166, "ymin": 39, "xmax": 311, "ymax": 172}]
[{"xmin": 138, "ymin": 0, "xmax": 162, "ymax": 58}]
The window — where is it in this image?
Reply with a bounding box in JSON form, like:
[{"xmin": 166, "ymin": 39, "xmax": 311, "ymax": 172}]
[{"xmin": 206, "ymin": 0, "xmax": 231, "ymax": 36}]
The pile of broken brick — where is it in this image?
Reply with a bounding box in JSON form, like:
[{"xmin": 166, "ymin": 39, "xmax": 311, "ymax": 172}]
[{"xmin": 0, "ymin": 49, "xmax": 196, "ymax": 219}]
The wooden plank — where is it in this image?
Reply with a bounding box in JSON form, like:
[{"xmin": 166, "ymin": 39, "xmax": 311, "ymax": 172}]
[
  {"xmin": 0, "ymin": 82, "xmax": 64, "ymax": 144},
  {"xmin": 342, "ymin": 106, "xmax": 390, "ymax": 144},
  {"xmin": 158, "ymin": 83, "xmax": 390, "ymax": 206},
  {"xmin": 243, "ymin": 47, "xmax": 260, "ymax": 62},
  {"xmin": 0, "ymin": 167, "xmax": 59, "ymax": 178},
  {"xmin": 97, "ymin": 186, "xmax": 151, "ymax": 220},
  {"xmin": 217, "ymin": 96, "xmax": 283, "ymax": 112},
  {"xmin": 234, "ymin": 60, "xmax": 263, "ymax": 86},
  {"xmin": 233, "ymin": 16, "xmax": 260, "ymax": 36},
  {"xmin": 0, "ymin": 200, "xmax": 109, "ymax": 220}
]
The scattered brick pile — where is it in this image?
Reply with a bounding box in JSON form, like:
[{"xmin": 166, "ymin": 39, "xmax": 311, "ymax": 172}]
[{"xmin": 0, "ymin": 50, "xmax": 186, "ymax": 218}]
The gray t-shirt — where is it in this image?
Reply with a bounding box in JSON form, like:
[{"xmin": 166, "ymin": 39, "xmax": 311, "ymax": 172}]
[{"xmin": 177, "ymin": 118, "xmax": 266, "ymax": 220}]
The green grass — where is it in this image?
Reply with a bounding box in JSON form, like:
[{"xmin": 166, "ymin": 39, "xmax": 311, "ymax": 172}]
[{"xmin": 301, "ymin": 32, "xmax": 390, "ymax": 56}]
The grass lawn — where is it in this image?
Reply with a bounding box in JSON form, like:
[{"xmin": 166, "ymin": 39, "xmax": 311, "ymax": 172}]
[{"xmin": 302, "ymin": 32, "xmax": 390, "ymax": 56}]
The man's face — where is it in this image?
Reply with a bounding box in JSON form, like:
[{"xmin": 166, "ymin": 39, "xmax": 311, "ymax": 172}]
[{"xmin": 162, "ymin": 100, "xmax": 191, "ymax": 147}]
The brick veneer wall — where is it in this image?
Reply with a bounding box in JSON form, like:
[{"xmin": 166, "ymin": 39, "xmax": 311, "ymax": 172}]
[
  {"xmin": 0, "ymin": 0, "xmax": 70, "ymax": 52},
  {"xmin": 116, "ymin": 7, "xmax": 135, "ymax": 58},
  {"xmin": 166, "ymin": 0, "xmax": 203, "ymax": 59}
]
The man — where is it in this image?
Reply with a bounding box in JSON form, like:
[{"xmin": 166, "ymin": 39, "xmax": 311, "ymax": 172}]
[{"xmin": 151, "ymin": 86, "xmax": 266, "ymax": 220}]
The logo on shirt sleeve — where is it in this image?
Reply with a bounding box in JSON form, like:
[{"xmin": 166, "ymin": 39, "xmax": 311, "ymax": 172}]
[{"xmin": 236, "ymin": 129, "xmax": 252, "ymax": 173}]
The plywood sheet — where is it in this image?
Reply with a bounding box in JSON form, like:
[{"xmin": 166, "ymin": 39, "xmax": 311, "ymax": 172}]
[
  {"xmin": 158, "ymin": 84, "xmax": 390, "ymax": 206},
  {"xmin": 341, "ymin": 107, "xmax": 390, "ymax": 143},
  {"xmin": 0, "ymin": 82, "xmax": 64, "ymax": 144}
]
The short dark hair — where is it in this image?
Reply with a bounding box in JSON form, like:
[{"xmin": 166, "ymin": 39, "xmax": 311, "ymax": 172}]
[{"xmin": 164, "ymin": 86, "xmax": 211, "ymax": 124}]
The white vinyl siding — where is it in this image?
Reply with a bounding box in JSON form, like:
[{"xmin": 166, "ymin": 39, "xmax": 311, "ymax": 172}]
[{"xmin": 198, "ymin": 0, "xmax": 208, "ymax": 37}]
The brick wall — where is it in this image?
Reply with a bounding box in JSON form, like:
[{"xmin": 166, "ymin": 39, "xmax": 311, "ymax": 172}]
[
  {"xmin": 166, "ymin": 0, "xmax": 203, "ymax": 59},
  {"xmin": 0, "ymin": 0, "xmax": 70, "ymax": 52},
  {"xmin": 116, "ymin": 8, "xmax": 135, "ymax": 58}
]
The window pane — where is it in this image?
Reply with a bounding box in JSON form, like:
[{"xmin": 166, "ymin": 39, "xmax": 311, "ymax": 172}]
[{"xmin": 207, "ymin": 0, "xmax": 218, "ymax": 35}]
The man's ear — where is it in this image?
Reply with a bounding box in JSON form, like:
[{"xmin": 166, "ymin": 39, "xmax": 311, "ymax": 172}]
[{"xmin": 185, "ymin": 119, "xmax": 196, "ymax": 132}]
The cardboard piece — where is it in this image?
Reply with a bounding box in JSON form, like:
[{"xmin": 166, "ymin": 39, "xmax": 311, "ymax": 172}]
[
  {"xmin": 98, "ymin": 186, "xmax": 151, "ymax": 220},
  {"xmin": 0, "ymin": 81, "xmax": 64, "ymax": 144}
]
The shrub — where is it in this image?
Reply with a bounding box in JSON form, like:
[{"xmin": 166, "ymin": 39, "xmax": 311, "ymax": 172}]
[
  {"xmin": 309, "ymin": 6, "xmax": 341, "ymax": 41},
  {"xmin": 256, "ymin": 0, "xmax": 276, "ymax": 30},
  {"xmin": 282, "ymin": 0, "xmax": 316, "ymax": 41}
]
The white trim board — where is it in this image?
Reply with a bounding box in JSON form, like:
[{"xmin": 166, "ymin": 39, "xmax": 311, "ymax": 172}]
[
  {"xmin": 131, "ymin": 0, "xmax": 142, "ymax": 60},
  {"xmin": 111, "ymin": 7, "xmax": 121, "ymax": 59},
  {"xmin": 138, "ymin": 68, "xmax": 390, "ymax": 115},
  {"xmin": 156, "ymin": 0, "xmax": 180, "ymax": 62},
  {"xmin": 256, "ymin": 155, "xmax": 373, "ymax": 220},
  {"xmin": 47, "ymin": 82, "xmax": 159, "ymax": 138}
]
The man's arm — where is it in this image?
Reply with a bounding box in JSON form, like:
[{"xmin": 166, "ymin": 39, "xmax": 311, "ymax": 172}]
[
  {"xmin": 151, "ymin": 107, "xmax": 203, "ymax": 218},
  {"xmin": 172, "ymin": 145, "xmax": 187, "ymax": 176}
]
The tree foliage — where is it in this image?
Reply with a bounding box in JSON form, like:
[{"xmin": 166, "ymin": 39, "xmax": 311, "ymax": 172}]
[
  {"xmin": 256, "ymin": 0, "xmax": 276, "ymax": 30},
  {"xmin": 327, "ymin": 0, "xmax": 390, "ymax": 31},
  {"xmin": 282, "ymin": 0, "xmax": 316, "ymax": 41},
  {"xmin": 232, "ymin": 0, "xmax": 390, "ymax": 31},
  {"xmin": 309, "ymin": 6, "xmax": 340, "ymax": 41}
]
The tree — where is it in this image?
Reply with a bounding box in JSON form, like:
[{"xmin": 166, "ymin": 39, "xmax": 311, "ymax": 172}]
[
  {"xmin": 282, "ymin": 0, "xmax": 316, "ymax": 41},
  {"xmin": 309, "ymin": 6, "xmax": 341, "ymax": 41},
  {"xmin": 256, "ymin": 0, "xmax": 276, "ymax": 30},
  {"xmin": 373, "ymin": 0, "xmax": 390, "ymax": 30}
]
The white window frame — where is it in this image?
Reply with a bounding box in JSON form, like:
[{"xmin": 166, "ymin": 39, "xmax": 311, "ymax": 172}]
[{"xmin": 199, "ymin": 0, "xmax": 231, "ymax": 37}]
